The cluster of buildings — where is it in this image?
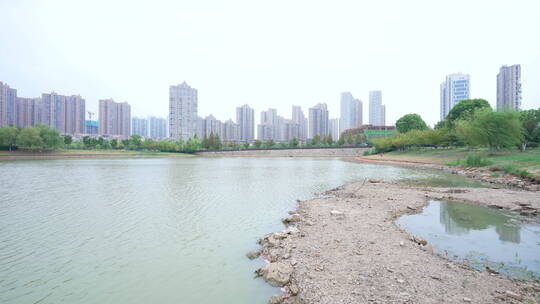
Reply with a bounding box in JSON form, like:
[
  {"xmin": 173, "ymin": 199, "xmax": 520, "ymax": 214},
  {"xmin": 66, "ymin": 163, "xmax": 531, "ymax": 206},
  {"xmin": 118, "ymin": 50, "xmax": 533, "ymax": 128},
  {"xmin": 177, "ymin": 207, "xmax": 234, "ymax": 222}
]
[
  {"xmin": 440, "ymin": 64, "xmax": 522, "ymax": 120},
  {"xmin": 0, "ymin": 81, "xmax": 169, "ymax": 140},
  {"xmin": 131, "ymin": 116, "xmax": 168, "ymax": 139},
  {"xmin": 168, "ymin": 81, "xmax": 388, "ymax": 143}
]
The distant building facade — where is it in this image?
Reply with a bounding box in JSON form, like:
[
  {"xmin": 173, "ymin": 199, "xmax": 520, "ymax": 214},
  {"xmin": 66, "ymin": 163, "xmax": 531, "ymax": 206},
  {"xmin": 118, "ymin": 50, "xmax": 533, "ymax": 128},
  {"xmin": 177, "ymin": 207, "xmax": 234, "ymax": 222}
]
[
  {"xmin": 222, "ymin": 119, "xmax": 240, "ymax": 142},
  {"xmin": 85, "ymin": 120, "xmax": 98, "ymax": 135},
  {"xmin": 292, "ymin": 106, "xmax": 308, "ymax": 141},
  {"xmin": 149, "ymin": 116, "xmax": 167, "ymax": 138},
  {"xmin": 132, "ymin": 117, "xmax": 148, "ymax": 136},
  {"xmin": 308, "ymin": 103, "xmax": 329, "ymax": 139},
  {"xmin": 202, "ymin": 115, "xmax": 223, "ymax": 138},
  {"xmin": 99, "ymin": 99, "xmax": 131, "ymax": 138},
  {"xmin": 329, "ymin": 118, "xmax": 340, "ymax": 140},
  {"xmin": 14, "ymin": 97, "xmax": 40, "ymax": 128},
  {"xmin": 496, "ymin": 64, "xmax": 521, "ymax": 111},
  {"xmin": 0, "ymin": 81, "xmax": 17, "ymax": 127},
  {"xmin": 440, "ymin": 73, "xmax": 470, "ymax": 120},
  {"xmin": 368, "ymin": 91, "xmax": 385, "ymax": 126},
  {"xmin": 339, "ymin": 92, "xmax": 362, "ymax": 134},
  {"xmin": 169, "ymin": 82, "xmax": 198, "ymax": 140},
  {"xmin": 236, "ymin": 104, "xmax": 254, "ymax": 142}
]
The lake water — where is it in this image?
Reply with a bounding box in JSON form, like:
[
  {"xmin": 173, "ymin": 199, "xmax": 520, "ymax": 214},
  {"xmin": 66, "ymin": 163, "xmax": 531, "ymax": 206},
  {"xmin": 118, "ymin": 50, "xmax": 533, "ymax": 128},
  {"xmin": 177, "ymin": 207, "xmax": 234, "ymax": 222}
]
[
  {"xmin": 0, "ymin": 157, "xmax": 451, "ymax": 304},
  {"xmin": 396, "ymin": 200, "xmax": 540, "ymax": 280}
]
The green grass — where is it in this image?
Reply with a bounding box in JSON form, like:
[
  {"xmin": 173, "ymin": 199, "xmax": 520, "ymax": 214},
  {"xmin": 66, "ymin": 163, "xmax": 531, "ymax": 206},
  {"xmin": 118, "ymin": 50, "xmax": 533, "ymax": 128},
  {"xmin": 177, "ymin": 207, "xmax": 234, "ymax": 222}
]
[{"xmin": 378, "ymin": 147, "xmax": 540, "ymax": 179}]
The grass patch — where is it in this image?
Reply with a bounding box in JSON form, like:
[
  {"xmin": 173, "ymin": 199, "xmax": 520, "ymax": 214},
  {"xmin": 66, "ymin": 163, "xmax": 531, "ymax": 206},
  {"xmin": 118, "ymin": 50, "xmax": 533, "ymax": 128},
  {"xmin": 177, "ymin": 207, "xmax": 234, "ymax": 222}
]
[{"xmin": 464, "ymin": 153, "xmax": 493, "ymax": 167}]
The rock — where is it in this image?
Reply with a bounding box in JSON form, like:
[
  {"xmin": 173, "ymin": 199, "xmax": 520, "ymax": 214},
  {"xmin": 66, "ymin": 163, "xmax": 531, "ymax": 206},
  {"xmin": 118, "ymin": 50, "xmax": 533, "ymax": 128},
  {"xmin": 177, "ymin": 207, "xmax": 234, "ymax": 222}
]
[
  {"xmin": 289, "ymin": 283, "xmax": 299, "ymax": 295},
  {"xmin": 410, "ymin": 236, "xmax": 427, "ymax": 246},
  {"xmin": 368, "ymin": 179, "xmax": 382, "ymax": 183},
  {"xmin": 504, "ymin": 290, "xmax": 523, "ymax": 301},
  {"xmin": 268, "ymin": 294, "xmax": 282, "ymax": 304},
  {"xmin": 258, "ymin": 262, "xmax": 294, "ymax": 287},
  {"xmin": 406, "ymin": 205, "xmax": 416, "ymax": 210},
  {"xmin": 397, "ymin": 279, "xmax": 405, "ymax": 284},
  {"xmin": 399, "ymin": 241, "xmax": 405, "ymax": 247},
  {"xmin": 246, "ymin": 250, "xmax": 261, "ymax": 259},
  {"xmin": 291, "ymin": 259, "xmax": 298, "ymax": 266},
  {"xmin": 285, "ymin": 226, "xmax": 300, "ymax": 234},
  {"xmin": 282, "ymin": 214, "xmax": 301, "ymax": 224},
  {"xmin": 463, "ymin": 297, "xmax": 472, "ymax": 303},
  {"xmin": 330, "ymin": 210, "xmax": 344, "ymax": 216}
]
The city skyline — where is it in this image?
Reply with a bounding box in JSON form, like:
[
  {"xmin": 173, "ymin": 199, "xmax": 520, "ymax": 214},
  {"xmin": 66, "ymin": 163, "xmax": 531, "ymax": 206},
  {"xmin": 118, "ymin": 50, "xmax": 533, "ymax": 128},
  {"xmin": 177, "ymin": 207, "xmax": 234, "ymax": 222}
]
[{"xmin": 1, "ymin": 1, "xmax": 538, "ymax": 128}]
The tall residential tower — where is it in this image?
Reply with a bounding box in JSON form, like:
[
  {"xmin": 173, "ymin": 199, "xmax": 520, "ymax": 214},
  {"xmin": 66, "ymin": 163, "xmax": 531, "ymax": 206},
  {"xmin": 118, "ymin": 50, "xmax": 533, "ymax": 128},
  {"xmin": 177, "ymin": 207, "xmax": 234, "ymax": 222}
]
[
  {"xmin": 368, "ymin": 91, "xmax": 385, "ymax": 126},
  {"xmin": 169, "ymin": 82, "xmax": 198, "ymax": 140},
  {"xmin": 440, "ymin": 73, "xmax": 470, "ymax": 120},
  {"xmin": 496, "ymin": 64, "xmax": 521, "ymax": 111}
]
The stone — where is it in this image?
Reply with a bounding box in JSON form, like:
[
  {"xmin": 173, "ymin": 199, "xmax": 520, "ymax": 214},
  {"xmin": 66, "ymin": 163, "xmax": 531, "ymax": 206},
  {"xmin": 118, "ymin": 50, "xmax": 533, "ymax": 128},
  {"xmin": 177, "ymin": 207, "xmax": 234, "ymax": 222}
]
[
  {"xmin": 285, "ymin": 226, "xmax": 300, "ymax": 234},
  {"xmin": 504, "ymin": 290, "xmax": 523, "ymax": 301},
  {"xmin": 268, "ymin": 294, "xmax": 282, "ymax": 304},
  {"xmin": 246, "ymin": 249, "xmax": 261, "ymax": 259},
  {"xmin": 258, "ymin": 262, "xmax": 294, "ymax": 287},
  {"xmin": 463, "ymin": 297, "xmax": 472, "ymax": 303},
  {"xmin": 289, "ymin": 283, "xmax": 299, "ymax": 295},
  {"xmin": 330, "ymin": 210, "xmax": 344, "ymax": 216},
  {"xmin": 399, "ymin": 241, "xmax": 404, "ymax": 247}
]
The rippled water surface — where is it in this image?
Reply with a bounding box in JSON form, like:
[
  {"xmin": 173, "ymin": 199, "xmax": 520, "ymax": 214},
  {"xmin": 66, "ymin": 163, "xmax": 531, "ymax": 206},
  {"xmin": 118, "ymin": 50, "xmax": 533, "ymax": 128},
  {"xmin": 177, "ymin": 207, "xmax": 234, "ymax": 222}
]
[
  {"xmin": 397, "ymin": 200, "xmax": 540, "ymax": 280},
  {"xmin": 1, "ymin": 157, "xmax": 429, "ymax": 304}
]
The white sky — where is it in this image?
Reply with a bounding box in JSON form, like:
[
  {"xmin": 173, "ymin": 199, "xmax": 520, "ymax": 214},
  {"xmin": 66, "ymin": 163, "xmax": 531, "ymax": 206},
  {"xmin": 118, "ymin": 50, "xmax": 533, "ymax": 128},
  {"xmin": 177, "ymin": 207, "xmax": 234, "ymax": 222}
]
[{"xmin": 1, "ymin": 0, "xmax": 539, "ymax": 127}]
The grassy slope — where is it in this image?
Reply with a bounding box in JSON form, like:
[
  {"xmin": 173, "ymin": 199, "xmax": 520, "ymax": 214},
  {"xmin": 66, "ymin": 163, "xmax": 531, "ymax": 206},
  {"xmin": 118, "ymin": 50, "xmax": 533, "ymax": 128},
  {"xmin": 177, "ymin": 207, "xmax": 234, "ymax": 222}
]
[{"xmin": 366, "ymin": 148, "xmax": 540, "ymax": 178}]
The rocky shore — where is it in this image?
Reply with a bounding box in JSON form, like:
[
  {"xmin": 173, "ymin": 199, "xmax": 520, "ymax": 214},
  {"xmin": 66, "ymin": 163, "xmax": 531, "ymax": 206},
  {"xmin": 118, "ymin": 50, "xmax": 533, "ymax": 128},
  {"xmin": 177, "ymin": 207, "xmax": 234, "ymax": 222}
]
[
  {"xmin": 353, "ymin": 156, "xmax": 540, "ymax": 192},
  {"xmin": 250, "ymin": 180, "xmax": 540, "ymax": 304}
]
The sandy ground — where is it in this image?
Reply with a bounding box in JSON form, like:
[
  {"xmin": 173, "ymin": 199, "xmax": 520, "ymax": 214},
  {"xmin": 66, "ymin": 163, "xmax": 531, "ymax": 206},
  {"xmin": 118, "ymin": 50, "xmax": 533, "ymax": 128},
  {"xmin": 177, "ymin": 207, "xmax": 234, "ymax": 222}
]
[{"xmin": 255, "ymin": 181, "xmax": 540, "ymax": 304}]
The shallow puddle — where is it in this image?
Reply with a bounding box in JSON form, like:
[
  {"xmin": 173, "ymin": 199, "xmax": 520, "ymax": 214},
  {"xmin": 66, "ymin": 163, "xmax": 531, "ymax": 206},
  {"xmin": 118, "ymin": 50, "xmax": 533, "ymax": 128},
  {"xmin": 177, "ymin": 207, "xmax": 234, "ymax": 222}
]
[{"xmin": 396, "ymin": 200, "xmax": 540, "ymax": 281}]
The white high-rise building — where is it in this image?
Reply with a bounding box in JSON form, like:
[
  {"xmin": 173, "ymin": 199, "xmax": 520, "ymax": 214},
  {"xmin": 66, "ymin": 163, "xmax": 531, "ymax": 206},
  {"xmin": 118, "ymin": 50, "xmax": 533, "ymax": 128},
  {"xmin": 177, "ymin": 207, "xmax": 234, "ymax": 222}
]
[
  {"xmin": 258, "ymin": 108, "xmax": 278, "ymax": 140},
  {"xmin": 169, "ymin": 82, "xmax": 198, "ymax": 140},
  {"xmin": 99, "ymin": 99, "xmax": 131, "ymax": 138},
  {"xmin": 308, "ymin": 103, "xmax": 329, "ymax": 139},
  {"xmin": 222, "ymin": 119, "xmax": 240, "ymax": 142},
  {"xmin": 202, "ymin": 115, "xmax": 223, "ymax": 138},
  {"xmin": 440, "ymin": 73, "xmax": 470, "ymax": 120},
  {"xmin": 329, "ymin": 118, "xmax": 340, "ymax": 140},
  {"xmin": 369, "ymin": 91, "xmax": 385, "ymax": 126},
  {"xmin": 497, "ymin": 64, "xmax": 522, "ymax": 111},
  {"xmin": 339, "ymin": 92, "xmax": 363, "ymax": 134},
  {"xmin": 292, "ymin": 106, "xmax": 308, "ymax": 141},
  {"xmin": 236, "ymin": 104, "xmax": 254, "ymax": 142}
]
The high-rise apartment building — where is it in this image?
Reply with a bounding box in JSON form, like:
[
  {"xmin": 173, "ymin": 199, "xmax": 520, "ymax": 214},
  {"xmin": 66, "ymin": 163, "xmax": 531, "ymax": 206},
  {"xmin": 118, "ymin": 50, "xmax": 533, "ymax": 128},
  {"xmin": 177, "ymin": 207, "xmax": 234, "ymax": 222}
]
[
  {"xmin": 339, "ymin": 92, "xmax": 363, "ymax": 134},
  {"xmin": 85, "ymin": 120, "xmax": 98, "ymax": 135},
  {"xmin": 0, "ymin": 81, "xmax": 17, "ymax": 127},
  {"xmin": 40, "ymin": 92, "xmax": 85, "ymax": 135},
  {"xmin": 132, "ymin": 117, "xmax": 148, "ymax": 136},
  {"xmin": 149, "ymin": 116, "xmax": 167, "ymax": 138},
  {"xmin": 222, "ymin": 119, "xmax": 240, "ymax": 142},
  {"xmin": 292, "ymin": 106, "xmax": 308, "ymax": 141},
  {"xmin": 169, "ymin": 82, "xmax": 198, "ymax": 140},
  {"xmin": 99, "ymin": 99, "xmax": 131, "ymax": 138},
  {"xmin": 202, "ymin": 115, "xmax": 223, "ymax": 138},
  {"xmin": 440, "ymin": 74, "xmax": 470, "ymax": 120},
  {"xmin": 236, "ymin": 104, "xmax": 254, "ymax": 142},
  {"xmin": 369, "ymin": 91, "xmax": 386, "ymax": 126},
  {"xmin": 15, "ymin": 97, "xmax": 41, "ymax": 128},
  {"xmin": 257, "ymin": 108, "xmax": 278, "ymax": 140},
  {"xmin": 329, "ymin": 118, "xmax": 340, "ymax": 140},
  {"xmin": 308, "ymin": 103, "xmax": 329, "ymax": 139},
  {"xmin": 497, "ymin": 64, "xmax": 522, "ymax": 111}
]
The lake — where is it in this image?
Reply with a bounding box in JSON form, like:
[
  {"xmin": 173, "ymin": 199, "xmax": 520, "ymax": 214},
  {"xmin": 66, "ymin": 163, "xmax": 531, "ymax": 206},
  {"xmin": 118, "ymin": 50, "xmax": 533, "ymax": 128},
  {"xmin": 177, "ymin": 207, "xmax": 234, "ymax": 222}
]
[{"xmin": 1, "ymin": 157, "xmax": 437, "ymax": 304}]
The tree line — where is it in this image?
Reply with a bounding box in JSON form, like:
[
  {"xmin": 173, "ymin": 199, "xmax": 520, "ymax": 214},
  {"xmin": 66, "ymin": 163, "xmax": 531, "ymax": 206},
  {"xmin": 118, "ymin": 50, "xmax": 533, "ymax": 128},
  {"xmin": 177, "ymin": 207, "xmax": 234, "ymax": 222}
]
[
  {"xmin": 373, "ymin": 99, "xmax": 540, "ymax": 152},
  {"xmin": 0, "ymin": 125, "xmax": 368, "ymax": 153}
]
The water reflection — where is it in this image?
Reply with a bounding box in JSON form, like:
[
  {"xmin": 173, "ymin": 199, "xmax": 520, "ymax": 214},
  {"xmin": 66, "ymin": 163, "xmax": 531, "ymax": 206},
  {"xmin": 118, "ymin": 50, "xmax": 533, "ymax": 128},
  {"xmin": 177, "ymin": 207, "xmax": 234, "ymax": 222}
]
[
  {"xmin": 440, "ymin": 201, "xmax": 521, "ymax": 243},
  {"xmin": 396, "ymin": 200, "xmax": 540, "ymax": 280}
]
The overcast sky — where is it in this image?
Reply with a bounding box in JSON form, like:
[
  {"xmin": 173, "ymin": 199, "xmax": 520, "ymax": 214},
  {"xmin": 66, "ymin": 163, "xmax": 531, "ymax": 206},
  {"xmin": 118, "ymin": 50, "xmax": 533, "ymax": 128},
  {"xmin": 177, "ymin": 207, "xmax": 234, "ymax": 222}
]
[{"xmin": 1, "ymin": 0, "xmax": 539, "ymax": 126}]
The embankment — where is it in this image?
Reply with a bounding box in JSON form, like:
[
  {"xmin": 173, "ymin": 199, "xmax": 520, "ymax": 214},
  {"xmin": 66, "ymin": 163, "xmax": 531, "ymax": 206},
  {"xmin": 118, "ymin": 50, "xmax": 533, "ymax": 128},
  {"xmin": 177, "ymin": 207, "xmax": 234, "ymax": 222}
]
[
  {"xmin": 253, "ymin": 181, "xmax": 540, "ymax": 304},
  {"xmin": 198, "ymin": 147, "xmax": 369, "ymax": 157}
]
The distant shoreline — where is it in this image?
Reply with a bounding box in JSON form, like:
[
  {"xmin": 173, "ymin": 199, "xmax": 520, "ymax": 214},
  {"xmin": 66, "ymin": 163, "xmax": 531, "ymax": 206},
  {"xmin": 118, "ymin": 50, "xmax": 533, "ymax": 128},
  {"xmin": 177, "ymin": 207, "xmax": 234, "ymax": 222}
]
[{"xmin": 0, "ymin": 150, "xmax": 192, "ymax": 161}]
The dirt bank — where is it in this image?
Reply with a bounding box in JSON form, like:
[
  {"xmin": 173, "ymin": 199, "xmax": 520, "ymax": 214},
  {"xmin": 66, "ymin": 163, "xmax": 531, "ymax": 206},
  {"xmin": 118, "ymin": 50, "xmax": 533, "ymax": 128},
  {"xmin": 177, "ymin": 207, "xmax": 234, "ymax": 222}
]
[
  {"xmin": 354, "ymin": 156, "xmax": 540, "ymax": 192},
  {"xmin": 253, "ymin": 181, "xmax": 540, "ymax": 303}
]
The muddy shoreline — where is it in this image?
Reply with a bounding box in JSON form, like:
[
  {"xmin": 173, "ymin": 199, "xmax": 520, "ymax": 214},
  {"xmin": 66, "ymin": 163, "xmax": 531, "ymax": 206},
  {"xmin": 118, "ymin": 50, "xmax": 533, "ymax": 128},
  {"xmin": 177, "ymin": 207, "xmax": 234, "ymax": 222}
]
[{"xmin": 252, "ymin": 181, "xmax": 540, "ymax": 303}]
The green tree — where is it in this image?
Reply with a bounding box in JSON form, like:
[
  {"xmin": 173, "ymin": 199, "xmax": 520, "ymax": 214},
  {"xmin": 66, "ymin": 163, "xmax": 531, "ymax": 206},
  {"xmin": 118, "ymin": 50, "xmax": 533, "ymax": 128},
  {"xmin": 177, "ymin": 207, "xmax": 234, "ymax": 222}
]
[
  {"xmin": 396, "ymin": 114, "xmax": 428, "ymax": 133},
  {"xmin": 0, "ymin": 126, "xmax": 20, "ymax": 151},
  {"xmin": 289, "ymin": 137, "xmax": 299, "ymax": 147},
  {"xmin": 16, "ymin": 127, "xmax": 44, "ymax": 150},
  {"xmin": 63, "ymin": 135, "xmax": 73, "ymax": 146},
  {"xmin": 185, "ymin": 136, "xmax": 202, "ymax": 153},
  {"xmin": 110, "ymin": 139, "xmax": 118, "ymax": 149},
  {"xmin": 337, "ymin": 136, "xmax": 345, "ymax": 146},
  {"xmin": 447, "ymin": 99, "xmax": 492, "ymax": 123},
  {"xmin": 266, "ymin": 139, "xmax": 275, "ymax": 147},
  {"xmin": 36, "ymin": 124, "xmax": 63, "ymax": 149},
  {"xmin": 519, "ymin": 109, "xmax": 540, "ymax": 150},
  {"xmin": 310, "ymin": 134, "xmax": 321, "ymax": 146},
  {"xmin": 254, "ymin": 140, "xmax": 262, "ymax": 148},
  {"xmin": 129, "ymin": 134, "xmax": 142, "ymax": 150},
  {"xmin": 456, "ymin": 109, "xmax": 522, "ymax": 150}
]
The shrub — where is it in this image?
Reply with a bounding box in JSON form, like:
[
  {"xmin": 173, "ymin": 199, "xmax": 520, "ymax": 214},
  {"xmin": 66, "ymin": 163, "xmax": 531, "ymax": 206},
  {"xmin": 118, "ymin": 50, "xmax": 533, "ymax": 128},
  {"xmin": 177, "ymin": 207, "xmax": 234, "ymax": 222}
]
[{"xmin": 464, "ymin": 153, "xmax": 492, "ymax": 167}]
